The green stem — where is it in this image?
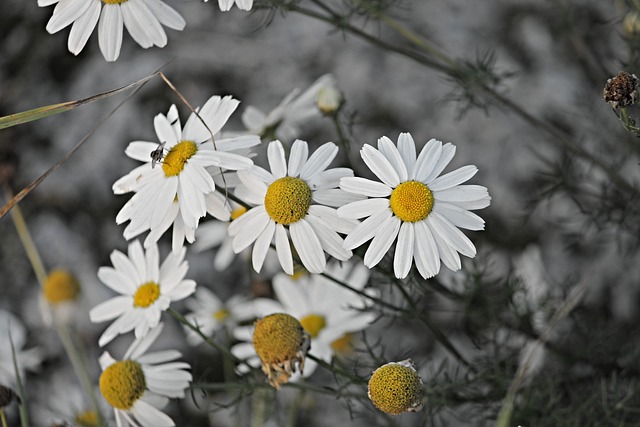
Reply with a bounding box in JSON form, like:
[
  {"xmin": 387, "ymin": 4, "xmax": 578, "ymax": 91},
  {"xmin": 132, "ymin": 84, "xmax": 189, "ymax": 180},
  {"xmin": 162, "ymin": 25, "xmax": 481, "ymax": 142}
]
[
  {"xmin": 9, "ymin": 329, "xmax": 29, "ymax": 427},
  {"xmin": 0, "ymin": 410, "xmax": 6, "ymax": 427}
]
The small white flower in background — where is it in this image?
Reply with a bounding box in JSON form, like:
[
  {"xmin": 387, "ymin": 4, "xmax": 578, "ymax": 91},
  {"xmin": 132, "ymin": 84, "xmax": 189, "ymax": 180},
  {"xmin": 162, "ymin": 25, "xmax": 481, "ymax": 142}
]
[
  {"xmin": 242, "ymin": 74, "xmax": 337, "ymax": 142},
  {"xmin": 0, "ymin": 309, "xmax": 43, "ymax": 386},
  {"xmin": 39, "ymin": 269, "xmax": 82, "ymax": 327},
  {"xmin": 38, "ymin": 0, "xmax": 186, "ymax": 62},
  {"xmin": 216, "ymin": 0, "xmax": 253, "ymax": 11},
  {"xmin": 98, "ymin": 323, "xmax": 191, "ymax": 427},
  {"xmin": 339, "ymin": 133, "xmax": 491, "ymax": 279},
  {"xmin": 231, "ymin": 261, "xmax": 377, "ymax": 377},
  {"xmin": 229, "ymin": 139, "xmax": 361, "ymax": 275},
  {"xmin": 183, "ymin": 287, "xmax": 257, "ymax": 346},
  {"xmin": 89, "ymin": 240, "xmax": 196, "ymax": 347},
  {"xmin": 113, "ymin": 97, "xmax": 260, "ymax": 253}
]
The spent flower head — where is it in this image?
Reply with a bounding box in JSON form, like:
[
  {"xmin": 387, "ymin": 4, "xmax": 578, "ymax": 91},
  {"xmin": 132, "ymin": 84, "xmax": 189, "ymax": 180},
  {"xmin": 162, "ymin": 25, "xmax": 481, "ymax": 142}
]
[
  {"xmin": 98, "ymin": 323, "xmax": 191, "ymax": 426},
  {"xmin": 89, "ymin": 240, "xmax": 196, "ymax": 346},
  {"xmin": 38, "ymin": 0, "xmax": 185, "ymax": 61},
  {"xmin": 603, "ymin": 71, "xmax": 639, "ymax": 109},
  {"xmin": 339, "ymin": 132, "xmax": 491, "ymax": 279},
  {"xmin": 368, "ymin": 359, "xmax": 424, "ymax": 415}
]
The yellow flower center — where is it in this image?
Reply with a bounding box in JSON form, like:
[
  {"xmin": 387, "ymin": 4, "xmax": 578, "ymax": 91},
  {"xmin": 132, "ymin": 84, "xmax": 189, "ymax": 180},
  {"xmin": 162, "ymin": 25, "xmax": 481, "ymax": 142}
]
[
  {"xmin": 264, "ymin": 177, "xmax": 312, "ymax": 225},
  {"xmin": 368, "ymin": 362, "xmax": 424, "ymax": 415},
  {"xmin": 43, "ymin": 269, "xmax": 81, "ymax": 304},
  {"xmin": 389, "ymin": 181, "xmax": 434, "ymax": 223},
  {"xmin": 330, "ymin": 333, "xmax": 354, "ymax": 355},
  {"xmin": 213, "ymin": 308, "xmax": 229, "ymax": 322},
  {"xmin": 162, "ymin": 140, "xmax": 198, "ymax": 177},
  {"xmin": 102, "ymin": 0, "xmax": 128, "ymax": 4},
  {"xmin": 253, "ymin": 313, "xmax": 305, "ymax": 364},
  {"xmin": 99, "ymin": 360, "xmax": 146, "ymax": 410},
  {"xmin": 133, "ymin": 282, "xmax": 161, "ymax": 308},
  {"xmin": 75, "ymin": 410, "xmax": 99, "ymax": 427},
  {"xmin": 300, "ymin": 314, "xmax": 326, "ymax": 338},
  {"xmin": 230, "ymin": 206, "xmax": 247, "ymax": 221}
]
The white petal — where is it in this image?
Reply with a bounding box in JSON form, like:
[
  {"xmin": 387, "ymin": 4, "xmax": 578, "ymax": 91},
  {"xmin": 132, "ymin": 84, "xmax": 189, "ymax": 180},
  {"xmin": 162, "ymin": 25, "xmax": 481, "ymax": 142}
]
[
  {"xmin": 434, "ymin": 185, "xmax": 491, "ymax": 210},
  {"xmin": 231, "ymin": 210, "xmax": 271, "ymax": 253},
  {"xmin": 89, "ymin": 296, "xmax": 131, "ymax": 322},
  {"xmin": 428, "ymin": 219, "xmax": 461, "ymax": 271},
  {"xmin": 290, "ymin": 219, "xmax": 326, "ymax": 273},
  {"xmin": 360, "ymin": 144, "xmax": 400, "ymax": 187},
  {"xmin": 363, "ymin": 215, "xmax": 401, "ymax": 268},
  {"xmin": 413, "ymin": 138, "xmax": 442, "ymax": 182},
  {"xmin": 183, "ymin": 96, "xmax": 240, "ymax": 143},
  {"xmin": 397, "ymin": 132, "xmax": 417, "ymax": 178},
  {"xmin": 275, "ymin": 224, "xmax": 293, "ymax": 275},
  {"xmin": 299, "ymin": 142, "xmax": 338, "ymax": 181},
  {"xmin": 308, "ymin": 205, "xmax": 358, "ymax": 234},
  {"xmin": 427, "ymin": 212, "xmax": 476, "ymax": 258},
  {"xmin": 428, "ymin": 165, "xmax": 477, "ymax": 191},
  {"xmin": 267, "ymin": 140, "xmax": 287, "ymax": 178},
  {"xmin": 46, "ymin": 0, "xmax": 91, "ymax": 34},
  {"xmin": 423, "ymin": 143, "xmax": 456, "ymax": 184},
  {"xmin": 432, "ymin": 202, "xmax": 485, "ymax": 230},
  {"xmin": 343, "ymin": 208, "xmax": 392, "ymax": 250},
  {"xmin": 141, "ymin": 0, "xmax": 185, "ymax": 30},
  {"xmin": 154, "ymin": 114, "xmax": 178, "ymax": 147},
  {"xmin": 121, "ymin": 0, "xmax": 165, "ymax": 48},
  {"xmin": 339, "ymin": 177, "xmax": 391, "ymax": 197},
  {"xmin": 125, "ymin": 323, "xmax": 164, "ymax": 359},
  {"xmin": 67, "ymin": 0, "xmax": 100, "ymax": 55},
  {"xmin": 288, "ymin": 139, "xmax": 308, "ymax": 177},
  {"xmin": 377, "ymin": 136, "xmax": 408, "ymax": 182},
  {"xmin": 131, "ymin": 399, "xmax": 175, "ymax": 426},
  {"xmin": 393, "ymin": 221, "xmax": 414, "ymax": 279},
  {"xmin": 98, "ymin": 4, "xmax": 123, "ymax": 62},
  {"xmin": 306, "ymin": 215, "xmax": 352, "ymax": 261},
  {"xmin": 337, "ymin": 198, "xmax": 388, "ymax": 219},
  {"xmin": 252, "ymin": 220, "xmax": 275, "ymax": 273},
  {"xmin": 414, "ymin": 220, "xmax": 439, "ymax": 278},
  {"xmin": 307, "ymin": 167, "xmax": 353, "ymax": 190},
  {"xmin": 272, "ymin": 275, "xmax": 310, "ymax": 315},
  {"xmin": 312, "ymin": 189, "xmax": 362, "ymax": 208}
]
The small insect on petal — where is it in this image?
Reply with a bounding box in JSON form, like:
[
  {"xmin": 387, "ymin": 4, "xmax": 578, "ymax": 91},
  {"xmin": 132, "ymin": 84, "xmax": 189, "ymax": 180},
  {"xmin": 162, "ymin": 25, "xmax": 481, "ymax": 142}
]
[{"xmin": 150, "ymin": 141, "xmax": 167, "ymax": 169}]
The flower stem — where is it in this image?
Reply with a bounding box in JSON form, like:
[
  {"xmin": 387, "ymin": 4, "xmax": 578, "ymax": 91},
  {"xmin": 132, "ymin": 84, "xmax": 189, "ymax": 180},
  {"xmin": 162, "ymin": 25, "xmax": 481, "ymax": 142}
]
[{"xmin": 0, "ymin": 410, "xmax": 6, "ymax": 427}]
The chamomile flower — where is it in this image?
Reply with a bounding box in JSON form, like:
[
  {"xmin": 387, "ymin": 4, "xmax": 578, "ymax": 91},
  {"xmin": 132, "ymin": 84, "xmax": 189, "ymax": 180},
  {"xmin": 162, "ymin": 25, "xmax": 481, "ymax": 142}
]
[
  {"xmin": 99, "ymin": 323, "xmax": 191, "ymax": 426},
  {"xmin": 242, "ymin": 74, "xmax": 337, "ymax": 142},
  {"xmin": 89, "ymin": 240, "xmax": 196, "ymax": 347},
  {"xmin": 183, "ymin": 287, "xmax": 256, "ymax": 346},
  {"xmin": 40, "ymin": 269, "xmax": 82, "ymax": 326},
  {"xmin": 232, "ymin": 261, "xmax": 377, "ymax": 377},
  {"xmin": 228, "ymin": 139, "xmax": 360, "ymax": 275},
  {"xmin": 113, "ymin": 97, "xmax": 260, "ymax": 253},
  {"xmin": 368, "ymin": 359, "xmax": 424, "ymax": 415},
  {"xmin": 39, "ymin": 0, "xmax": 186, "ymax": 62},
  {"xmin": 339, "ymin": 133, "xmax": 491, "ymax": 279},
  {"xmin": 0, "ymin": 309, "xmax": 43, "ymax": 386},
  {"xmin": 216, "ymin": 0, "xmax": 253, "ymax": 11}
]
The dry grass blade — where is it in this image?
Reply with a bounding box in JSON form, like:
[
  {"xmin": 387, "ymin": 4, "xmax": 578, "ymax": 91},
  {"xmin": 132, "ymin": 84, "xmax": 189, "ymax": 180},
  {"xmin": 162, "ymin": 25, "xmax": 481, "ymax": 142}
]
[
  {"xmin": 0, "ymin": 73, "xmax": 157, "ymax": 130},
  {"xmin": 0, "ymin": 72, "xmax": 157, "ymax": 220}
]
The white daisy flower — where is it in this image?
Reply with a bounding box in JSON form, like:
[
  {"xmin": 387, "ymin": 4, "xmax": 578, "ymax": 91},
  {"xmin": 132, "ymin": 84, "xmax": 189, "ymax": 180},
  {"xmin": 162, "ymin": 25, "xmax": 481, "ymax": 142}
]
[
  {"xmin": 231, "ymin": 261, "xmax": 377, "ymax": 377},
  {"xmin": 216, "ymin": 0, "xmax": 253, "ymax": 11},
  {"xmin": 228, "ymin": 139, "xmax": 360, "ymax": 275},
  {"xmin": 39, "ymin": 269, "xmax": 82, "ymax": 327},
  {"xmin": 338, "ymin": 133, "xmax": 491, "ymax": 279},
  {"xmin": 183, "ymin": 287, "xmax": 256, "ymax": 346},
  {"xmin": 242, "ymin": 74, "xmax": 337, "ymax": 142},
  {"xmin": 113, "ymin": 97, "xmax": 260, "ymax": 253},
  {"xmin": 98, "ymin": 323, "xmax": 191, "ymax": 427},
  {"xmin": 0, "ymin": 309, "xmax": 43, "ymax": 386},
  {"xmin": 89, "ymin": 240, "xmax": 196, "ymax": 347},
  {"xmin": 39, "ymin": 0, "xmax": 186, "ymax": 62}
]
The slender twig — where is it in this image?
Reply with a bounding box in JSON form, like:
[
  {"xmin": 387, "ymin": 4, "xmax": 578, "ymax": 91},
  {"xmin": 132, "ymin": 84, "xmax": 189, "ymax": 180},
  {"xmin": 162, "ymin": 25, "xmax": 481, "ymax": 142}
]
[
  {"xmin": 0, "ymin": 410, "xmax": 7, "ymax": 427},
  {"xmin": 8, "ymin": 327, "xmax": 28, "ymax": 427}
]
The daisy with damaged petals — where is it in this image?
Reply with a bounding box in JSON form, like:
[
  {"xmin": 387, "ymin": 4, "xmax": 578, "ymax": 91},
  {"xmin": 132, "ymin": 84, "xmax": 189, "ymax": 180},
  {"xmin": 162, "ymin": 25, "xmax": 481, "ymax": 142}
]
[
  {"xmin": 90, "ymin": 240, "xmax": 196, "ymax": 347},
  {"xmin": 39, "ymin": 0, "xmax": 186, "ymax": 62},
  {"xmin": 229, "ymin": 139, "xmax": 360, "ymax": 275},
  {"xmin": 113, "ymin": 96, "xmax": 260, "ymax": 253},
  {"xmin": 339, "ymin": 133, "xmax": 491, "ymax": 279},
  {"xmin": 99, "ymin": 323, "xmax": 191, "ymax": 426}
]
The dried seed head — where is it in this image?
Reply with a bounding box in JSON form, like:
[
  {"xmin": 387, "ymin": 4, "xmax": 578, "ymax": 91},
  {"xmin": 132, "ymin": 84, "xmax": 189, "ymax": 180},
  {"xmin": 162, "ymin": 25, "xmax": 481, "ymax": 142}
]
[
  {"xmin": 367, "ymin": 359, "xmax": 424, "ymax": 415},
  {"xmin": 603, "ymin": 71, "xmax": 639, "ymax": 109}
]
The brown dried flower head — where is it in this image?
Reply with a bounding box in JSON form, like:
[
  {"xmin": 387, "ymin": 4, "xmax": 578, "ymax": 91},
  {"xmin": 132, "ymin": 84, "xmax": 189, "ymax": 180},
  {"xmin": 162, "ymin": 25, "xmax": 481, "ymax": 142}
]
[{"xmin": 603, "ymin": 71, "xmax": 639, "ymax": 109}]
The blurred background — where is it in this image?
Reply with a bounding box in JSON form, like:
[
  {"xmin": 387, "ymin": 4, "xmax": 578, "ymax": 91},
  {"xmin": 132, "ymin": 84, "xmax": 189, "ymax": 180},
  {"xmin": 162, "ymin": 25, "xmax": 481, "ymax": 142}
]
[{"xmin": 2, "ymin": 0, "xmax": 640, "ymax": 426}]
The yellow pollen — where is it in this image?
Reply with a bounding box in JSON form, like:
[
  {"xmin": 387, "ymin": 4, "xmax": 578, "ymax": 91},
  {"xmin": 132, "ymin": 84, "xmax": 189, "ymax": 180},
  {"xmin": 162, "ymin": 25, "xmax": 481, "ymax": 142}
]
[
  {"xmin": 300, "ymin": 314, "xmax": 326, "ymax": 338},
  {"xmin": 230, "ymin": 206, "xmax": 247, "ymax": 221},
  {"xmin": 330, "ymin": 333, "xmax": 354, "ymax": 355},
  {"xmin": 75, "ymin": 410, "xmax": 99, "ymax": 427},
  {"xmin": 368, "ymin": 361, "xmax": 424, "ymax": 415},
  {"xmin": 253, "ymin": 313, "xmax": 305, "ymax": 364},
  {"xmin": 213, "ymin": 308, "xmax": 229, "ymax": 322},
  {"xmin": 133, "ymin": 282, "xmax": 161, "ymax": 308},
  {"xmin": 43, "ymin": 269, "xmax": 81, "ymax": 304},
  {"xmin": 99, "ymin": 360, "xmax": 146, "ymax": 410},
  {"xmin": 389, "ymin": 181, "xmax": 434, "ymax": 223},
  {"xmin": 102, "ymin": 0, "xmax": 128, "ymax": 4},
  {"xmin": 162, "ymin": 140, "xmax": 197, "ymax": 177},
  {"xmin": 264, "ymin": 177, "xmax": 312, "ymax": 225}
]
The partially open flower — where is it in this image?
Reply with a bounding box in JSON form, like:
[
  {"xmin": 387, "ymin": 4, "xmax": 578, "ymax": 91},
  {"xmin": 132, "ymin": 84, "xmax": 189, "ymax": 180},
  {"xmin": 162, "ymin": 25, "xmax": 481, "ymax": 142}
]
[
  {"xmin": 252, "ymin": 313, "xmax": 310, "ymax": 389},
  {"xmin": 367, "ymin": 359, "xmax": 424, "ymax": 415},
  {"xmin": 603, "ymin": 71, "xmax": 639, "ymax": 109},
  {"xmin": 316, "ymin": 86, "xmax": 343, "ymax": 115}
]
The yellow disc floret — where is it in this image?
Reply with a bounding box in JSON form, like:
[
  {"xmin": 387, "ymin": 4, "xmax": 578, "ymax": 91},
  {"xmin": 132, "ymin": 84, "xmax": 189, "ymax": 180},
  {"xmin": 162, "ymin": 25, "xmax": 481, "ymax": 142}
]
[
  {"xmin": 300, "ymin": 314, "xmax": 326, "ymax": 338},
  {"xmin": 389, "ymin": 181, "xmax": 434, "ymax": 223},
  {"xmin": 213, "ymin": 308, "xmax": 230, "ymax": 322},
  {"xmin": 133, "ymin": 282, "xmax": 161, "ymax": 308},
  {"xmin": 102, "ymin": 0, "xmax": 128, "ymax": 4},
  {"xmin": 162, "ymin": 140, "xmax": 198, "ymax": 177},
  {"xmin": 230, "ymin": 206, "xmax": 247, "ymax": 221},
  {"xmin": 253, "ymin": 313, "xmax": 310, "ymax": 389},
  {"xmin": 330, "ymin": 333, "xmax": 354, "ymax": 356},
  {"xmin": 368, "ymin": 359, "xmax": 424, "ymax": 415},
  {"xmin": 75, "ymin": 410, "xmax": 99, "ymax": 427},
  {"xmin": 43, "ymin": 269, "xmax": 81, "ymax": 304},
  {"xmin": 99, "ymin": 360, "xmax": 146, "ymax": 410},
  {"xmin": 264, "ymin": 177, "xmax": 312, "ymax": 225}
]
